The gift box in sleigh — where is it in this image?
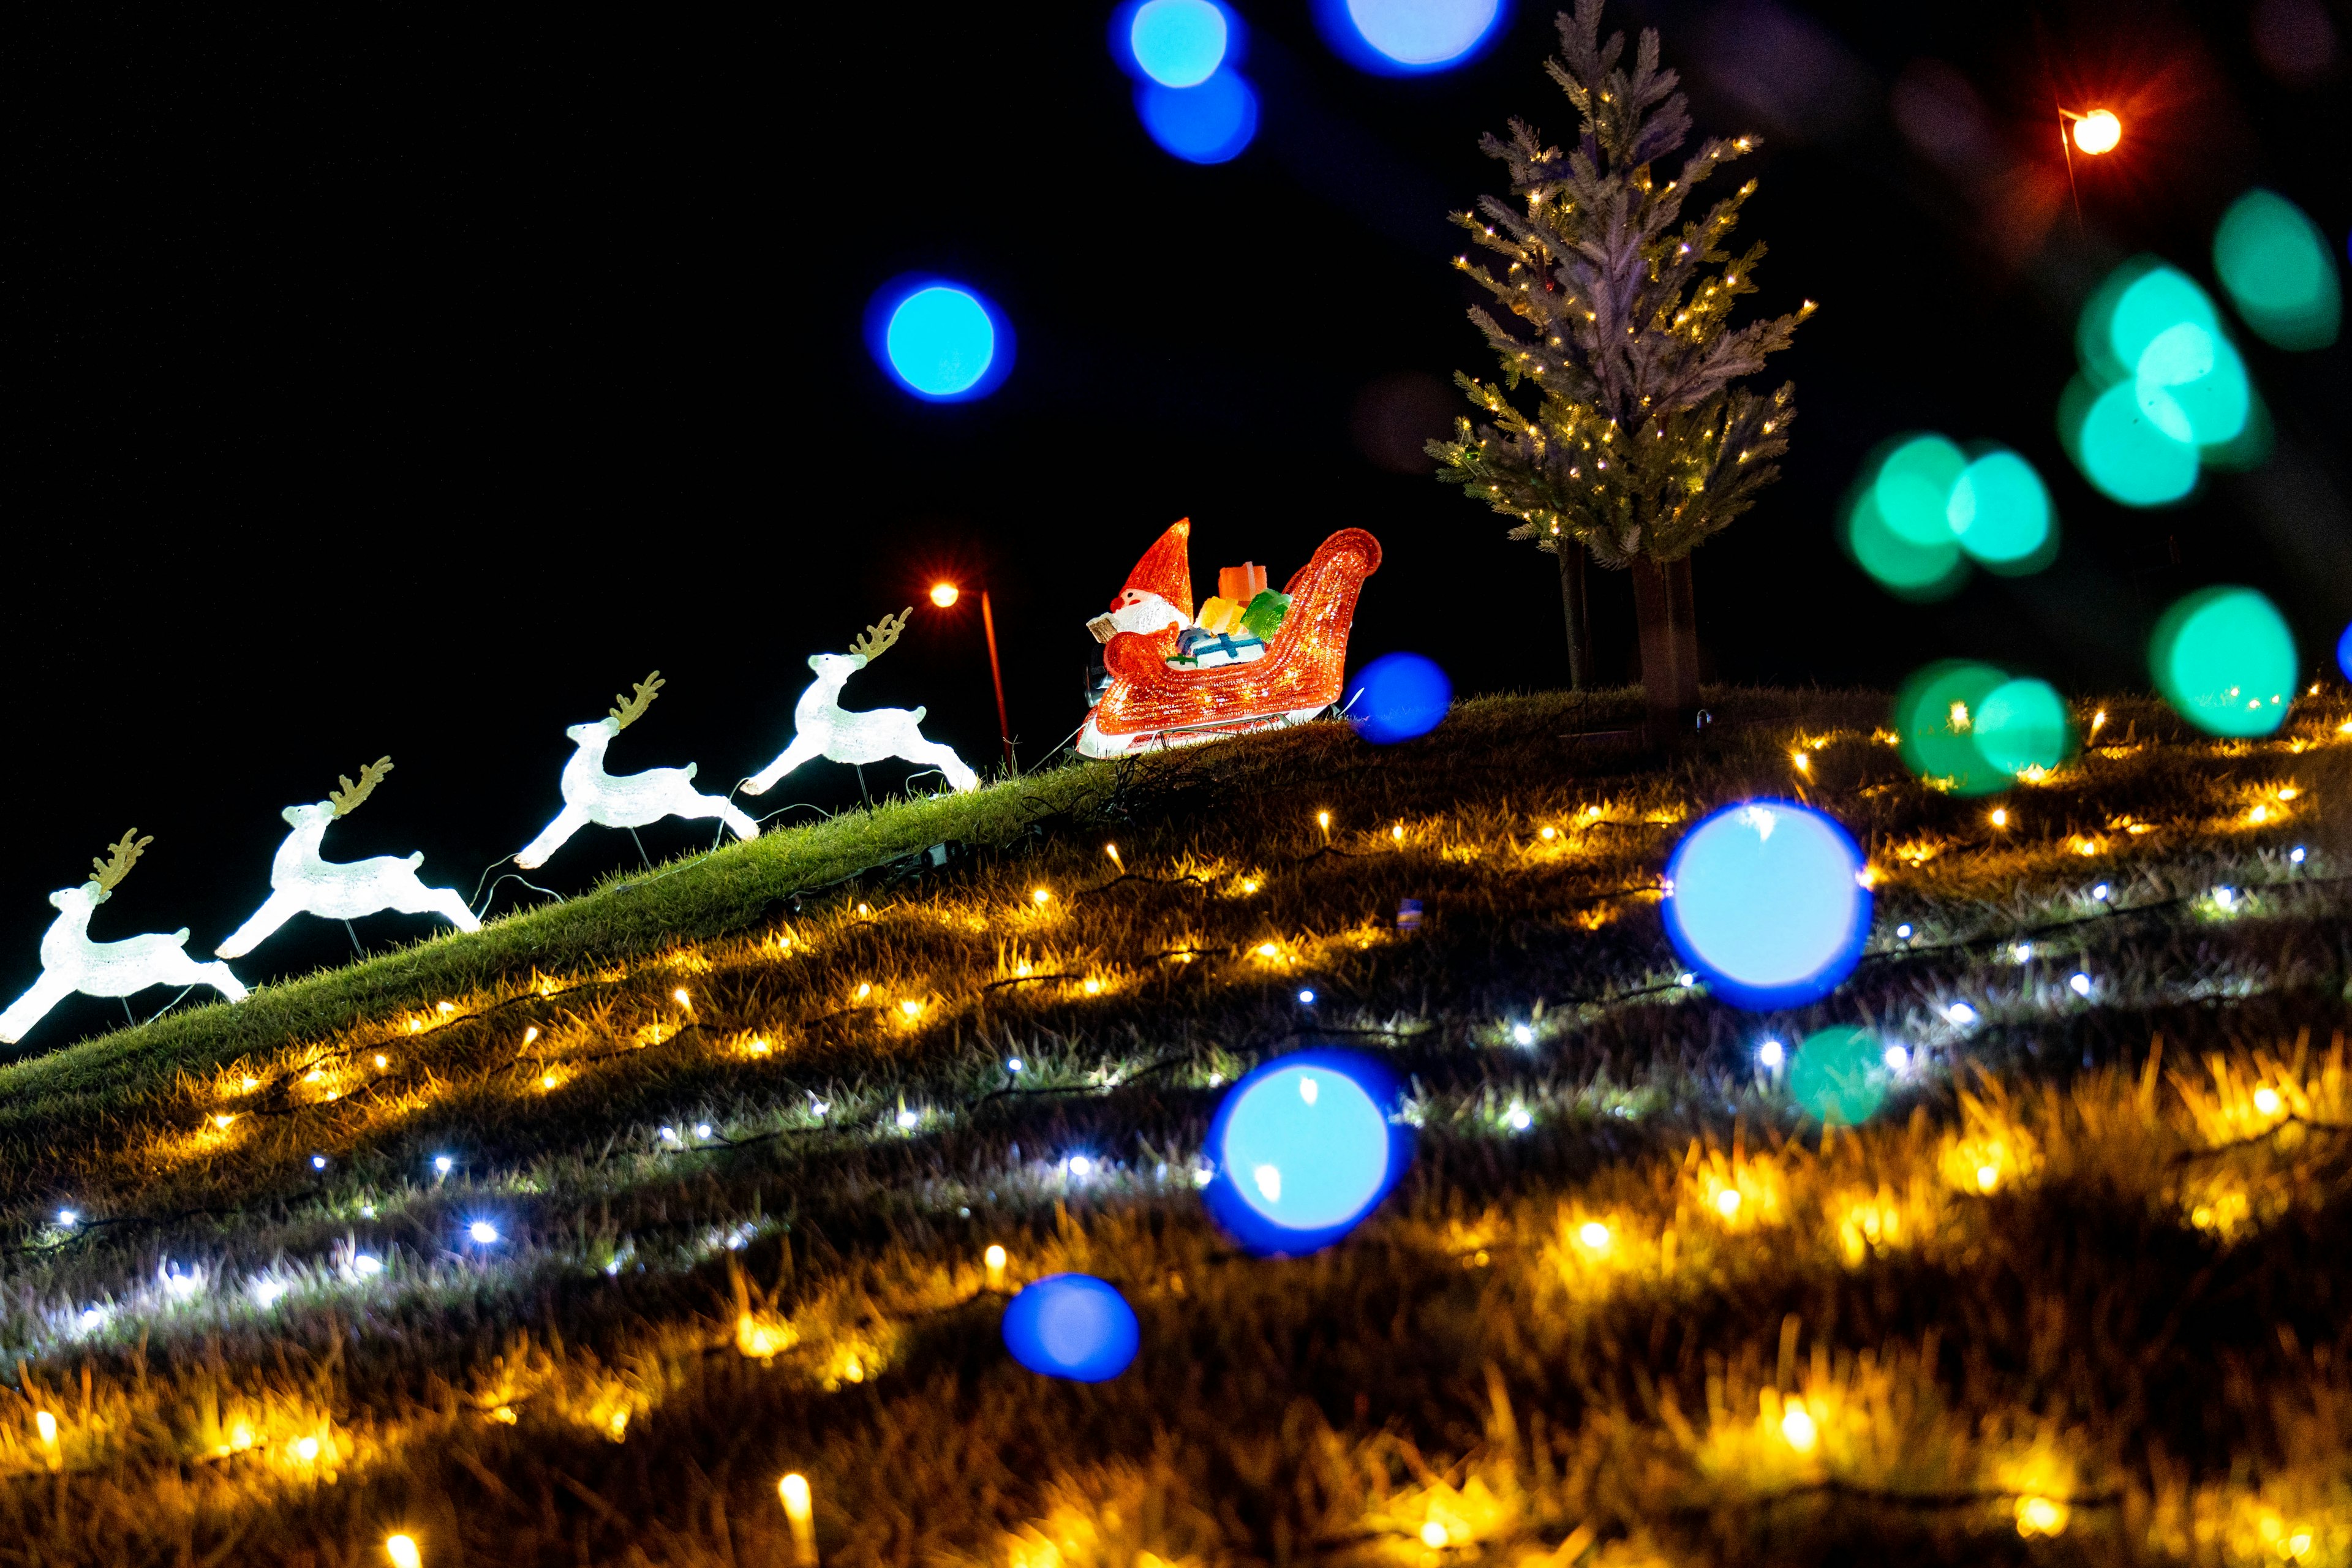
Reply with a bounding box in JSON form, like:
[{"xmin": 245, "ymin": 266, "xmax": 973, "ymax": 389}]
[{"xmin": 1077, "ymin": 519, "xmax": 1381, "ymax": 759}]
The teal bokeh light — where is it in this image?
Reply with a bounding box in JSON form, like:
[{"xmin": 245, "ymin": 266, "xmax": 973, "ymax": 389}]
[
  {"xmin": 2062, "ymin": 376, "xmax": 2200, "ymax": 507},
  {"xmin": 1874, "ymin": 435, "xmax": 1968, "ymax": 548},
  {"xmin": 2151, "ymin": 587, "xmax": 2297, "ymax": 737},
  {"xmin": 2081, "ymin": 261, "xmax": 2220, "ymax": 386},
  {"xmin": 1947, "ymin": 449, "xmax": 2055, "ymax": 572},
  {"xmin": 2134, "ymin": 323, "xmax": 2249, "ymax": 448},
  {"xmin": 1789, "ymin": 1025, "xmax": 1888, "ymax": 1126},
  {"xmin": 1974, "ymin": 678, "xmax": 2070, "ymax": 778},
  {"xmin": 1892, "ymin": 660, "xmax": 2010, "ymax": 796},
  {"xmin": 1844, "ymin": 483, "xmax": 1966, "ymax": 600},
  {"xmin": 2214, "ymin": 189, "xmax": 2342, "ymax": 351},
  {"xmin": 1844, "ymin": 437, "xmax": 2058, "ymax": 597}
]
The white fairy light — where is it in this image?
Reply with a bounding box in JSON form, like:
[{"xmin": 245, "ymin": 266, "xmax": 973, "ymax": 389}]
[
  {"xmin": 0, "ymin": 832, "xmax": 247, "ymax": 1045},
  {"xmin": 468, "ymin": 1221, "xmax": 500, "ymax": 1245},
  {"xmin": 896, "ymin": 1108, "xmax": 919, "ymax": 1129},
  {"xmin": 311, "ymin": 1155, "xmax": 327, "ymax": 1170},
  {"xmin": 251, "ymin": 1279, "xmax": 288, "ymax": 1308},
  {"xmin": 1067, "ymin": 1155, "xmax": 1094, "ymax": 1177},
  {"xmin": 2213, "ymin": 886, "xmax": 2237, "ymax": 910},
  {"xmin": 1511, "ymin": 1023, "xmax": 1535, "ymax": 1046},
  {"xmin": 1882, "ymin": 1044, "xmax": 1910, "ymax": 1073},
  {"xmin": 2068, "ymin": 972, "xmax": 2093, "ymax": 997},
  {"xmin": 515, "ymin": 674, "xmax": 760, "ymax": 869},
  {"xmin": 1006, "ymin": 1057, "xmax": 1023, "ymax": 1073},
  {"xmin": 1298, "ymin": 988, "xmax": 1317, "ymax": 1005},
  {"xmin": 1946, "ymin": 1001, "xmax": 1979, "ymax": 1027},
  {"xmin": 215, "ymin": 759, "xmax": 480, "ymax": 959},
  {"xmin": 1896, "ymin": 923, "xmax": 1913, "ymax": 940},
  {"xmin": 1505, "ymin": 1106, "xmax": 1534, "ymax": 1131},
  {"xmin": 432, "ymin": 1155, "xmax": 454, "ymax": 1175},
  {"xmin": 695, "ymin": 1123, "xmax": 712, "ymax": 1139},
  {"xmin": 2091, "ymin": 883, "xmax": 2112, "ymax": 902},
  {"xmin": 2012, "ymin": 941, "xmax": 2034, "ymax": 963},
  {"xmin": 1757, "ymin": 1039, "xmax": 1784, "ymax": 1069},
  {"xmin": 745, "ymin": 611, "xmax": 981, "ymax": 797},
  {"xmin": 2290, "ymin": 845, "xmax": 2306, "ymax": 864},
  {"xmin": 77, "ymin": 1306, "xmax": 107, "ymax": 1332},
  {"xmin": 352, "ymin": 1254, "xmax": 385, "ymax": 1276},
  {"xmin": 56, "ymin": 1209, "xmax": 77, "ymax": 1228},
  {"xmin": 1676, "ymin": 971, "xmax": 1698, "ymax": 987}
]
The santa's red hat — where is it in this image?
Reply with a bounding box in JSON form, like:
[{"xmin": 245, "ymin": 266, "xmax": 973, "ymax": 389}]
[{"xmin": 1114, "ymin": 519, "xmax": 1193, "ymax": 617}]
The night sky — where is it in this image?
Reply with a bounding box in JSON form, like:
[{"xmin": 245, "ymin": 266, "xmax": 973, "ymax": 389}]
[{"xmin": 13, "ymin": 0, "xmax": 2350, "ymax": 1036}]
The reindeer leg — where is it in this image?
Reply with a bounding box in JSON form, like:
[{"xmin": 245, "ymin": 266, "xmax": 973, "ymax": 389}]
[
  {"xmin": 0, "ymin": 971, "xmax": 78, "ymax": 1045},
  {"xmin": 189, "ymin": 961, "xmax": 250, "ymax": 1003},
  {"xmin": 216, "ymin": 889, "xmax": 305, "ymax": 959},
  {"xmin": 394, "ymin": 881, "xmax": 484, "ymax": 934},
  {"xmin": 514, "ymin": 804, "xmax": 592, "ymax": 870},
  {"xmin": 903, "ymin": 737, "xmax": 982, "ymax": 794},
  {"xmin": 673, "ymin": 790, "xmax": 761, "ymax": 846},
  {"xmin": 744, "ymin": 733, "xmax": 825, "ymax": 796}
]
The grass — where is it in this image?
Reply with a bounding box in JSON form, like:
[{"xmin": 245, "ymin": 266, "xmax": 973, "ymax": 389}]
[{"xmin": 0, "ymin": 684, "xmax": 2347, "ymax": 1566}]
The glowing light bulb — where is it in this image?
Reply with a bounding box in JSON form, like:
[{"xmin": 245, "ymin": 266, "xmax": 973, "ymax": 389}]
[
  {"xmin": 1977, "ymin": 1164, "xmax": 1999, "ymax": 1193},
  {"xmin": 1392, "ymin": 823, "xmax": 1405, "ymax": 841},
  {"xmin": 1779, "ymin": 1398, "xmax": 1819, "ymax": 1452},
  {"xmin": 1505, "ymin": 1106, "xmax": 1532, "ymax": 1131},
  {"xmin": 779, "ymin": 1473, "xmax": 817, "ymax": 1564},
  {"xmin": 296, "ymin": 1436, "xmax": 320, "ymax": 1461},
  {"xmin": 1068, "ymin": 1155, "xmax": 1093, "ymax": 1176},
  {"xmin": 57, "ymin": 1209, "xmax": 77, "ymax": 1227},
  {"xmin": 1577, "ymin": 1220, "xmax": 1610, "ymax": 1250},
  {"xmin": 1511, "ymin": 1023, "xmax": 1534, "ymax": 1046},
  {"xmin": 1882, "ymin": 1044, "xmax": 1910, "ymax": 1073},
  {"xmin": 1714, "ymin": 1188, "xmax": 1743, "ymax": 1218},
  {"xmin": 1989, "ymin": 808, "xmax": 2009, "ymax": 828},
  {"xmin": 1946, "ymin": 1002, "xmax": 1979, "ymax": 1027},
  {"xmin": 1298, "ymin": 988, "xmax": 1316, "ymax": 1005},
  {"xmin": 1032, "ymin": 888, "xmax": 1051, "ymax": 905},
  {"xmin": 929, "ymin": 582, "xmax": 960, "ymax": 608},
  {"xmin": 432, "ymin": 1155, "xmax": 453, "ymax": 1175},
  {"xmin": 1758, "ymin": 1039, "xmax": 1785, "ymax": 1069},
  {"xmin": 2071, "ymin": 109, "xmax": 2120, "ymax": 154},
  {"xmin": 899, "ymin": 998, "xmax": 923, "ymax": 1017},
  {"xmin": 1419, "ymin": 1521, "xmax": 1449, "ymax": 1548},
  {"xmin": 984, "ymin": 1243, "xmax": 1008, "ymax": 1287},
  {"xmin": 312, "ymin": 1154, "xmax": 328, "ymax": 1169},
  {"xmin": 2255, "ymin": 1087, "xmax": 2282, "ymax": 1116},
  {"xmin": 468, "ymin": 1221, "xmax": 499, "ymax": 1245},
  {"xmin": 896, "ymin": 1108, "xmax": 919, "ymax": 1129},
  {"xmin": 386, "ymin": 1536, "xmax": 423, "ymax": 1568},
  {"xmin": 36, "ymin": 1411, "xmax": 57, "ymax": 1446}
]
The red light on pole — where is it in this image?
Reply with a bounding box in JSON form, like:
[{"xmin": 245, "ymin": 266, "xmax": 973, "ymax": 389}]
[{"xmin": 929, "ymin": 582, "xmax": 1014, "ymax": 775}]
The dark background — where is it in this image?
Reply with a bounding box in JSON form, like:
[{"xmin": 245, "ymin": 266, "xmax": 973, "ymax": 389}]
[{"xmin": 10, "ymin": 0, "xmax": 2349, "ymax": 1035}]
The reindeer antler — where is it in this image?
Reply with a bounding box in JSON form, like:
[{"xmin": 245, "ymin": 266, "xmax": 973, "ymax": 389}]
[
  {"xmin": 91, "ymin": 830, "xmax": 153, "ymax": 894},
  {"xmin": 850, "ymin": 609, "xmax": 913, "ymax": 663},
  {"xmin": 330, "ymin": 756, "xmax": 395, "ymax": 817},
  {"xmin": 609, "ymin": 672, "xmax": 664, "ymax": 730}
]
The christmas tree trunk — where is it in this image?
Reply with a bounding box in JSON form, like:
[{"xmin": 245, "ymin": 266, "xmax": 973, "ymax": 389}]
[
  {"xmin": 1556, "ymin": 543, "xmax": 1593, "ymax": 691},
  {"xmin": 1630, "ymin": 556, "xmax": 1698, "ymax": 736}
]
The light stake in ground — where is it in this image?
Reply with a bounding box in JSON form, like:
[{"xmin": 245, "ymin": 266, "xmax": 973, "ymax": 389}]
[
  {"xmin": 0, "ymin": 831, "xmax": 249, "ymax": 1044},
  {"xmin": 747, "ymin": 610, "xmax": 982, "ymax": 797},
  {"xmin": 514, "ymin": 673, "xmax": 760, "ymax": 869},
  {"xmin": 216, "ymin": 757, "xmax": 481, "ymax": 958}
]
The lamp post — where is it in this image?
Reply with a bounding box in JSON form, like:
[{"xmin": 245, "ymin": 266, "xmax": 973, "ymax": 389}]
[{"xmin": 930, "ymin": 581, "xmax": 1015, "ymax": 775}]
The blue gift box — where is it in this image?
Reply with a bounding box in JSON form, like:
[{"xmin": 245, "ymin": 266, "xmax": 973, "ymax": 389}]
[{"xmin": 1168, "ymin": 628, "xmax": 1267, "ymax": 668}]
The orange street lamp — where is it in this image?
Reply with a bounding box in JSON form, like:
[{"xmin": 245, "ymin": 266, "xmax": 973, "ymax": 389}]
[{"xmin": 930, "ymin": 581, "xmax": 1013, "ymax": 774}]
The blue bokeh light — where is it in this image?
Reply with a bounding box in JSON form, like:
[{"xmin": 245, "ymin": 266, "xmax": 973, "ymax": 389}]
[
  {"xmin": 2337, "ymin": 619, "xmax": 2352, "ymax": 683},
  {"xmin": 865, "ymin": 278, "xmax": 1014, "ymax": 402},
  {"xmin": 1345, "ymin": 652, "xmax": 1452, "ymax": 744},
  {"xmin": 1316, "ymin": 0, "xmax": 1507, "ymax": 74},
  {"xmin": 1136, "ymin": 66, "xmax": 1259, "ymax": 164},
  {"xmin": 1663, "ymin": 801, "xmax": 1872, "ymax": 1011},
  {"xmin": 1126, "ymin": 0, "xmax": 1230, "ymax": 88},
  {"xmin": 1000, "ymin": 1274, "xmax": 1139, "ymax": 1382},
  {"xmin": 1204, "ymin": 1050, "xmax": 1410, "ymax": 1255}
]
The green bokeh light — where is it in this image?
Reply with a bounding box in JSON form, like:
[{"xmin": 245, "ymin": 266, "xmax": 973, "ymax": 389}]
[
  {"xmin": 1789, "ymin": 1025, "xmax": 1888, "ymax": 1126},
  {"xmin": 2064, "ymin": 377, "xmax": 2199, "ymax": 507},
  {"xmin": 1893, "ymin": 660, "xmax": 2010, "ymax": 796},
  {"xmin": 2134, "ymin": 323, "xmax": 2248, "ymax": 447},
  {"xmin": 1873, "ymin": 434, "xmax": 1968, "ymax": 548},
  {"xmin": 2214, "ymin": 189, "xmax": 2342, "ymax": 351},
  {"xmin": 1947, "ymin": 448, "xmax": 2056, "ymax": 572},
  {"xmin": 1973, "ymin": 677, "xmax": 2070, "ymax": 777},
  {"xmin": 2150, "ymin": 586, "xmax": 2298, "ymax": 737},
  {"xmin": 2098, "ymin": 263, "xmax": 2222, "ymax": 385},
  {"xmin": 1844, "ymin": 477, "xmax": 1966, "ymax": 600}
]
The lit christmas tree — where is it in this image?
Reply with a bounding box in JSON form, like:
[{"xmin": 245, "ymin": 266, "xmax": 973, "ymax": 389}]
[{"xmin": 1431, "ymin": 0, "xmax": 1814, "ymax": 730}]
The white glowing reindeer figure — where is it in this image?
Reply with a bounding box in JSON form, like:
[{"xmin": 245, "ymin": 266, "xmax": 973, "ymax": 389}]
[
  {"xmin": 0, "ymin": 831, "xmax": 249, "ymax": 1044},
  {"xmin": 516, "ymin": 672, "xmax": 760, "ymax": 869},
  {"xmin": 216, "ymin": 757, "xmax": 482, "ymax": 959},
  {"xmin": 747, "ymin": 609, "xmax": 981, "ymax": 797}
]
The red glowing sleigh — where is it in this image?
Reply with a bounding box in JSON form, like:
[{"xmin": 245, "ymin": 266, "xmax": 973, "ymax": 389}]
[{"xmin": 1077, "ymin": 519, "xmax": 1382, "ymax": 759}]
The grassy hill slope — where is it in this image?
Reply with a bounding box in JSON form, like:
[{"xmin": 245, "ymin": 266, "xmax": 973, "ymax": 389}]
[{"xmin": 1, "ymin": 686, "xmax": 2348, "ymax": 1567}]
